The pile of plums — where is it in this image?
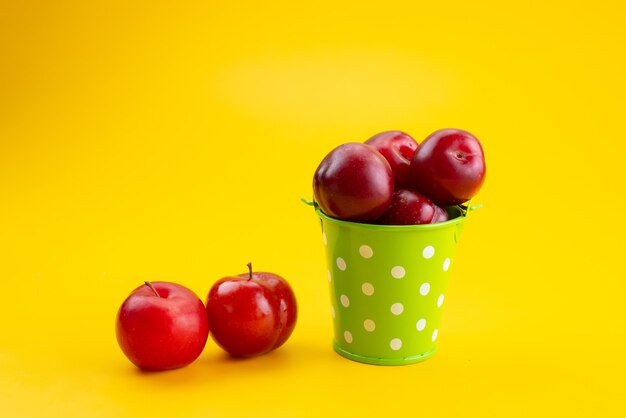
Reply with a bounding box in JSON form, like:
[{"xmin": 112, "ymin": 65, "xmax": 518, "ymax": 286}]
[{"xmin": 312, "ymin": 129, "xmax": 486, "ymax": 225}]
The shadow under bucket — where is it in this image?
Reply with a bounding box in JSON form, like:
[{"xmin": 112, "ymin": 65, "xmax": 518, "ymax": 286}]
[{"xmin": 313, "ymin": 204, "xmax": 470, "ymax": 365}]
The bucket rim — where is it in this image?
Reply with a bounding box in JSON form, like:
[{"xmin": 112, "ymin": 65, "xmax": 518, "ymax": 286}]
[{"xmin": 314, "ymin": 205, "xmax": 468, "ymax": 231}]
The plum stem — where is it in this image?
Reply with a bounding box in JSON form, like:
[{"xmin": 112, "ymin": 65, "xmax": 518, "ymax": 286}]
[
  {"xmin": 246, "ymin": 262, "xmax": 253, "ymax": 281},
  {"xmin": 144, "ymin": 281, "xmax": 161, "ymax": 297}
]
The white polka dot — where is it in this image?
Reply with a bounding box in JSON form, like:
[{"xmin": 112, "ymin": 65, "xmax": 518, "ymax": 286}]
[
  {"xmin": 422, "ymin": 245, "xmax": 435, "ymax": 259},
  {"xmin": 391, "ymin": 266, "xmax": 405, "ymax": 279},
  {"xmin": 416, "ymin": 318, "xmax": 426, "ymax": 331},
  {"xmin": 344, "ymin": 331, "xmax": 353, "ymax": 343},
  {"xmin": 323, "ymin": 232, "xmax": 327, "ymax": 245},
  {"xmin": 361, "ymin": 282, "xmax": 374, "ymax": 296},
  {"xmin": 437, "ymin": 294, "xmax": 445, "ymax": 307},
  {"xmin": 363, "ymin": 319, "xmax": 376, "ymax": 332},
  {"xmin": 336, "ymin": 257, "xmax": 347, "ymax": 271},
  {"xmin": 359, "ymin": 245, "xmax": 373, "ymax": 259},
  {"xmin": 390, "ymin": 338, "xmax": 402, "ymax": 350},
  {"xmin": 327, "ymin": 270, "xmax": 332, "ymax": 282},
  {"xmin": 443, "ymin": 258, "xmax": 451, "ymax": 271},
  {"xmin": 432, "ymin": 329, "xmax": 438, "ymax": 342},
  {"xmin": 331, "ymin": 306, "xmax": 335, "ymax": 318},
  {"xmin": 390, "ymin": 302, "xmax": 404, "ymax": 315},
  {"xmin": 419, "ymin": 282, "xmax": 431, "ymax": 296},
  {"xmin": 340, "ymin": 294, "xmax": 350, "ymax": 307}
]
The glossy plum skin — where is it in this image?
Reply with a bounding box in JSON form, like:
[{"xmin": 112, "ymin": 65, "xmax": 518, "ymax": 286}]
[
  {"xmin": 313, "ymin": 142, "xmax": 394, "ymax": 223},
  {"xmin": 115, "ymin": 282, "xmax": 209, "ymax": 371},
  {"xmin": 376, "ymin": 189, "xmax": 445, "ymax": 225},
  {"xmin": 236, "ymin": 272, "xmax": 297, "ymax": 350},
  {"xmin": 207, "ymin": 272, "xmax": 297, "ymax": 357},
  {"xmin": 432, "ymin": 205, "xmax": 449, "ymax": 223},
  {"xmin": 409, "ymin": 128, "xmax": 486, "ymax": 206},
  {"xmin": 364, "ymin": 130, "xmax": 418, "ymax": 189}
]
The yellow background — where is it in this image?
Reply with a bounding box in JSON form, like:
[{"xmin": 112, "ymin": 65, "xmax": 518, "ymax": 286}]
[{"xmin": 1, "ymin": 1, "xmax": 625, "ymax": 416}]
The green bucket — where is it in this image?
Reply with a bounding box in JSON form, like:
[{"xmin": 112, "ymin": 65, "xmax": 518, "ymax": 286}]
[{"xmin": 312, "ymin": 203, "xmax": 471, "ymax": 365}]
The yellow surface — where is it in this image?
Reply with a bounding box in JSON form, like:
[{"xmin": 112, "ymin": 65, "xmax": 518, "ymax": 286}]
[{"xmin": 1, "ymin": 1, "xmax": 625, "ymax": 416}]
